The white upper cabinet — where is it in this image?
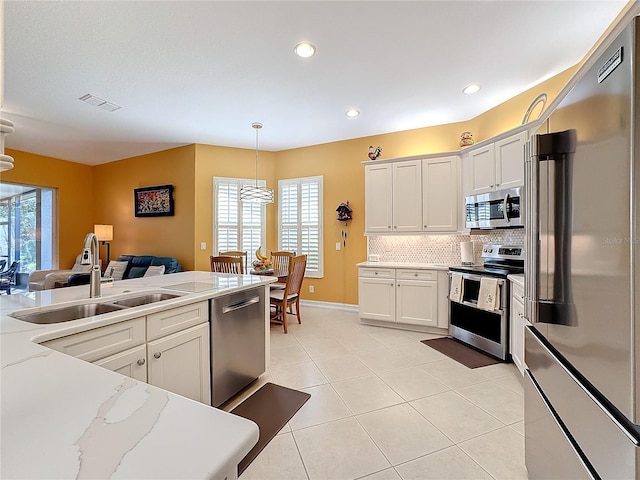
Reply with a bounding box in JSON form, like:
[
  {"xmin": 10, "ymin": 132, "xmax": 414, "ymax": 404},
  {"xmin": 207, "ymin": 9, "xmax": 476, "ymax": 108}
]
[
  {"xmin": 468, "ymin": 144, "xmax": 497, "ymax": 195},
  {"xmin": 364, "ymin": 163, "xmax": 393, "ymax": 233},
  {"xmin": 422, "ymin": 156, "xmax": 459, "ymax": 232},
  {"xmin": 467, "ymin": 131, "xmax": 528, "ymax": 195},
  {"xmin": 392, "ymin": 160, "xmax": 422, "ymax": 232},
  {"xmin": 495, "ymin": 131, "xmax": 528, "ymax": 189},
  {"xmin": 365, "ymin": 156, "xmax": 460, "ymax": 234}
]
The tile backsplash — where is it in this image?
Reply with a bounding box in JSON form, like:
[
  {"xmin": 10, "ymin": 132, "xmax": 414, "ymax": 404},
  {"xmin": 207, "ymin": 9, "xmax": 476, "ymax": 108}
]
[{"xmin": 368, "ymin": 230, "xmax": 525, "ymax": 264}]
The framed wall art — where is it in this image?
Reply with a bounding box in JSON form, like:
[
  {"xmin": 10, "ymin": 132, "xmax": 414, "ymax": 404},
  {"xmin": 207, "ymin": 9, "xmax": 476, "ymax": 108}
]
[{"xmin": 134, "ymin": 184, "xmax": 174, "ymax": 217}]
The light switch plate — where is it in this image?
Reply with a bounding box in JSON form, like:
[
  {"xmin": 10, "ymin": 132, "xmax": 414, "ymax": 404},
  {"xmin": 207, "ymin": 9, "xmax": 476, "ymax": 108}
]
[
  {"xmin": 200, "ymin": 242, "xmax": 207, "ymax": 250},
  {"xmin": 368, "ymin": 254, "xmax": 380, "ymax": 262}
]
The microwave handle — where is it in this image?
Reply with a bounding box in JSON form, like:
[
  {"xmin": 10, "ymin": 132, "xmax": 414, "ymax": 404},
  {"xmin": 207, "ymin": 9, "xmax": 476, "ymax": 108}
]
[{"xmin": 503, "ymin": 193, "xmax": 510, "ymax": 222}]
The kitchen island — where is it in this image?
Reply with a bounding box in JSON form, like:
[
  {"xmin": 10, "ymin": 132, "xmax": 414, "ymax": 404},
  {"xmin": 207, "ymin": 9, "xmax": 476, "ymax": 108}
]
[{"xmin": 0, "ymin": 271, "xmax": 275, "ymax": 480}]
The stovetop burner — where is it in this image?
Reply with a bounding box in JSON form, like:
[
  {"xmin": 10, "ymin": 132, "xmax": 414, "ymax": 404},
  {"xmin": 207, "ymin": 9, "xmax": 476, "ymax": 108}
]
[{"xmin": 449, "ymin": 244, "xmax": 524, "ymax": 278}]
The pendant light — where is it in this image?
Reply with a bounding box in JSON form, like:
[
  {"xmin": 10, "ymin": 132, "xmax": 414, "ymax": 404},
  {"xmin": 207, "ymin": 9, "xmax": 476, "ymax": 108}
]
[{"xmin": 240, "ymin": 122, "xmax": 274, "ymax": 204}]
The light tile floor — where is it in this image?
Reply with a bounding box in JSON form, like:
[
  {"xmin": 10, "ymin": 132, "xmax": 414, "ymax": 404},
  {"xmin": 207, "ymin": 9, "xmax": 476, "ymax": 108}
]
[{"xmin": 237, "ymin": 305, "xmax": 528, "ymax": 480}]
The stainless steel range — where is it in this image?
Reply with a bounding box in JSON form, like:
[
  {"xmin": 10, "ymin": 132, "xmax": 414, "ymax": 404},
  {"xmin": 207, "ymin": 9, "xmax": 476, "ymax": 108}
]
[{"xmin": 448, "ymin": 244, "xmax": 524, "ymax": 360}]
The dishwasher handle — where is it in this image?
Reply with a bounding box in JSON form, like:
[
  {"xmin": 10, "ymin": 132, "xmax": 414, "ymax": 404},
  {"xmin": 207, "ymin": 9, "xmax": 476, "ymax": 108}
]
[{"xmin": 222, "ymin": 295, "xmax": 260, "ymax": 314}]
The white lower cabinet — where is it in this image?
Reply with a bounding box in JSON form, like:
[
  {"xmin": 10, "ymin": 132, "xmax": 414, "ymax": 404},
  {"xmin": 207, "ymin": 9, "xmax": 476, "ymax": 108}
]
[
  {"xmin": 358, "ymin": 272, "xmax": 396, "ymax": 322},
  {"xmin": 43, "ymin": 300, "xmax": 212, "ymax": 404},
  {"xmin": 510, "ymin": 280, "xmax": 526, "ymax": 375},
  {"xmin": 147, "ymin": 323, "xmax": 211, "ymax": 404},
  {"xmin": 359, "ymin": 267, "xmax": 447, "ymax": 330},
  {"xmin": 94, "ymin": 344, "xmax": 148, "ymax": 382}
]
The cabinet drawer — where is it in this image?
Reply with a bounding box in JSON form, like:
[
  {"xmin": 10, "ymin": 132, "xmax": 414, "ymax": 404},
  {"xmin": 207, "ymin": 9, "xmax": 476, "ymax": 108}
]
[
  {"xmin": 147, "ymin": 301, "xmax": 208, "ymax": 341},
  {"xmin": 43, "ymin": 317, "xmax": 146, "ymax": 363},
  {"xmin": 396, "ymin": 269, "xmax": 436, "ymax": 281},
  {"xmin": 511, "ymin": 281, "xmax": 524, "ymax": 303},
  {"xmin": 358, "ymin": 268, "xmax": 395, "ymax": 279}
]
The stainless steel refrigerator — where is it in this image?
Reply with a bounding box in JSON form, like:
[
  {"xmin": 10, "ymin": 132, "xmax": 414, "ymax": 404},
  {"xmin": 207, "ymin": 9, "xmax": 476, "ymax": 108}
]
[{"xmin": 524, "ymin": 16, "xmax": 640, "ymax": 479}]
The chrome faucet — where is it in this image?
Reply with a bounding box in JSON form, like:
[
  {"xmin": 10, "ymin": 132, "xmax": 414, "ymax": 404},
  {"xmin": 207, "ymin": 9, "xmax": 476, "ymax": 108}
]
[{"xmin": 80, "ymin": 232, "xmax": 102, "ymax": 298}]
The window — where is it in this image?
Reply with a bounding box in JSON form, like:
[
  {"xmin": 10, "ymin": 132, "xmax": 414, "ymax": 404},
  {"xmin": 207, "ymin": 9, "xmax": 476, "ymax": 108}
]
[
  {"xmin": 278, "ymin": 176, "xmax": 323, "ymax": 278},
  {"xmin": 213, "ymin": 177, "xmax": 266, "ymax": 258},
  {"xmin": 0, "ymin": 183, "xmax": 56, "ymax": 273}
]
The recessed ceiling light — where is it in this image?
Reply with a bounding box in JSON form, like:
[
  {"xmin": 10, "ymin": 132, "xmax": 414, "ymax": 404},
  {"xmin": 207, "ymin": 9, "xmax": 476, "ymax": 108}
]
[
  {"xmin": 294, "ymin": 42, "xmax": 316, "ymax": 58},
  {"xmin": 345, "ymin": 109, "xmax": 360, "ymax": 118},
  {"xmin": 462, "ymin": 84, "xmax": 481, "ymax": 95}
]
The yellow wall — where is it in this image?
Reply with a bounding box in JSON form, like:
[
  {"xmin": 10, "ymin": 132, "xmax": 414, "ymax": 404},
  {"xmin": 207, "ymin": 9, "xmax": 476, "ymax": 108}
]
[
  {"xmin": 272, "ymin": 68, "xmax": 578, "ymax": 304},
  {"xmin": 3, "ymin": 64, "xmax": 577, "ymax": 298},
  {"xmin": 193, "ymin": 144, "xmax": 277, "ymax": 271},
  {"xmin": 1, "ymin": 149, "xmax": 94, "ymax": 268},
  {"xmin": 92, "ymin": 145, "xmax": 197, "ymax": 270},
  {"xmin": 471, "ymin": 65, "xmax": 578, "ymax": 142}
]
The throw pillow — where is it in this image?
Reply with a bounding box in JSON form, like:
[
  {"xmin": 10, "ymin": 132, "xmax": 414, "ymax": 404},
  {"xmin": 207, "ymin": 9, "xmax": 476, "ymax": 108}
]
[
  {"xmin": 105, "ymin": 260, "xmax": 128, "ymax": 281},
  {"xmin": 143, "ymin": 265, "xmax": 165, "ymax": 277}
]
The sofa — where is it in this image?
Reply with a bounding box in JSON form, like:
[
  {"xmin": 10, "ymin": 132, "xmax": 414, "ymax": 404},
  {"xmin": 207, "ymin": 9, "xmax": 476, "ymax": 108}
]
[
  {"xmin": 68, "ymin": 255, "xmax": 182, "ymax": 286},
  {"xmin": 28, "ymin": 254, "xmax": 93, "ymax": 291}
]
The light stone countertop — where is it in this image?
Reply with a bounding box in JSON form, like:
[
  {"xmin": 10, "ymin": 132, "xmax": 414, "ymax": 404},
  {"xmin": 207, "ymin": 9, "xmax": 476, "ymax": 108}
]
[
  {"xmin": 0, "ymin": 271, "xmax": 276, "ymax": 480},
  {"xmin": 508, "ymin": 273, "xmax": 525, "ymax": 286},
  {"xmin": 356, "ymin": 262, "xmax": 452, "ymax": 270}
]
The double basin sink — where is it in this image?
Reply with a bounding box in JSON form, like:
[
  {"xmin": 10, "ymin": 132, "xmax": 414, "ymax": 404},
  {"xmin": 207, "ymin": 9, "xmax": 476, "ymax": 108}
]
[{"xmin": 11, "ymin": 293, "xmax": 181, "ymax": 324}]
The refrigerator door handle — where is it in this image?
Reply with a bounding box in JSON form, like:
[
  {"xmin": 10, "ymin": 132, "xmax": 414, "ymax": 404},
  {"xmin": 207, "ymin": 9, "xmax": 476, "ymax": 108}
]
[
  {"xmin": 525, "ymin": 136, "xmax": 539, "ymax": 322},
  {"xmin": 532, "ymin": 130, "xmax": 578, "ymax": 326}
]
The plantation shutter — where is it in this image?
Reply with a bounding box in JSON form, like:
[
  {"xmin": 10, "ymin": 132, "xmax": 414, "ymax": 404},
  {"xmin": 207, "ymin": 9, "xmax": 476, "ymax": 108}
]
[
  {"xmin": 278, "ymin": 176, "xmax": 323, "ymax": 278},
  {"xmin": 213, "ymin": 177, "xmax": 266, "ymax": 258}
]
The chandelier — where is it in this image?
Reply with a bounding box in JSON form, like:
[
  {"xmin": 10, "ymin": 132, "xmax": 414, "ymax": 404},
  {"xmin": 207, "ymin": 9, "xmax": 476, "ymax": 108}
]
[{"xmin": 240, "ymin": 122, "xmax": 274, "ymax": 204}]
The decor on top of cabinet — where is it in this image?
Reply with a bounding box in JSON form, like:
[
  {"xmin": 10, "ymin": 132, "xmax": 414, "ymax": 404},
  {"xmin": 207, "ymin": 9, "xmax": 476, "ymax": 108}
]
[
  {"xmin": 521, "ymin": 93, "xmax": 547, "ymax": 124},
  {"xmin": 368, "ymin": 145, "xmax": 382, "ymax": 160},
  {"xmin": 459, "ymin": 131, "xmax": 474, "ymax": 148}
]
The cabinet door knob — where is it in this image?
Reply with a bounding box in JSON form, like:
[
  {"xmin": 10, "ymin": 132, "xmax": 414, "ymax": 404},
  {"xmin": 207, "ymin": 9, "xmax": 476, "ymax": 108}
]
[
  {"xmin": 387, "ymin": 226, "xmax": 391, "ymax": 229},
  {"xmin": 153, "ymin": 352, "xmax": 162, "ymax": 359},
  {"xmin": 414, "ymin": 273, "xmax": 418, "ymax": 277},
  {"xmin": 137, "ymin": 358, "xmax": 146, "ymax": 366}
]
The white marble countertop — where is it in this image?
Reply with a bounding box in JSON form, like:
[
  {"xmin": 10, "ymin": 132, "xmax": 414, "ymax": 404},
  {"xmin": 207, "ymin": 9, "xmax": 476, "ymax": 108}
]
[
  {"xmin": 508, "ymin": 273, "xmax": 525, "ymax": 286},
  {"xmin": 356, "ymin": 262, "xmax": 452, "ymax": 270},
  {"xmin": 1, "ymin": 271, "xmax": 276, "ymax": 479}
]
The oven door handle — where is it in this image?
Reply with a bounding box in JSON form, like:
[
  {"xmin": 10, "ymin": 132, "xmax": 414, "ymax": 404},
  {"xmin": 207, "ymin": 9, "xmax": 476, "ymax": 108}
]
[{"xmin": 449, "ymin": 272, "xmax": 505, "ymax": 285}]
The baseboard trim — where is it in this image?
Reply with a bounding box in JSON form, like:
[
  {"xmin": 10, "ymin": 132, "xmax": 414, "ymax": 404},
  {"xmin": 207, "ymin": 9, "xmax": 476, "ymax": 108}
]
[
  {"xmin": 299, "ymin": 299, "xmax": 358, "ymax": 312},
  {"xmin": 360, "ymin": 318, "xmax": 448, "ymax": 335}
]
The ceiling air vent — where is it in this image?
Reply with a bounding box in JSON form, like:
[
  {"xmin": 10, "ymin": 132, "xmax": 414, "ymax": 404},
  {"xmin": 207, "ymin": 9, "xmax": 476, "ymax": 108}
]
[{"xmin": 79, "ymin": 94, "xmax": 122, "ymax": 112}]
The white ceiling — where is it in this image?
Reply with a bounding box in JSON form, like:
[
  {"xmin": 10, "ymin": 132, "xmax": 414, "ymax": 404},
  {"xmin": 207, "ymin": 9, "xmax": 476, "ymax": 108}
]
[{"xmin": 3, "ymin": 0, "xmax": 629, "ymax": 166}]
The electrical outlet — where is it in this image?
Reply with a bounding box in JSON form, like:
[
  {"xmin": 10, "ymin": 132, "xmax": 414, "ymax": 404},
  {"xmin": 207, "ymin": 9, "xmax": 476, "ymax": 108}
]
[
  {"xmin": 336, "ymin": 242, "xmax": 341, "ymax": 251},
  {"xmin": 309, "ymin": 285, "xmax": 315, "ymax": 293},
  {"xmin": 200, "ymin": 242, "xmax": 207, "ymax": 250}
]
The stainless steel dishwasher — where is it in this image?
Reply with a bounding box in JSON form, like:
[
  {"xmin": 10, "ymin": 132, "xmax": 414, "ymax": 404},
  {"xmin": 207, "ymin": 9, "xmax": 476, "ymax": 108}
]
[{"xmin": 210, "ymin": 287, "xmax": 266, "ymax": 407}]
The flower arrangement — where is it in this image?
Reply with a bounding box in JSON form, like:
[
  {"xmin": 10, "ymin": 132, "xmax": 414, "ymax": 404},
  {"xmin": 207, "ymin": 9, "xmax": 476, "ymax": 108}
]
[{"xmin": 252, "ymin": 259, "xmax": 272, "ymax": 271}]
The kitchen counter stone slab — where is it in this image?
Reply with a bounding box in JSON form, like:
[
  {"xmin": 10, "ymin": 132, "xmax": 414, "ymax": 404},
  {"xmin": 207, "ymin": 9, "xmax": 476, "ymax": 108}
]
[
  {"xmin": 508, "ymin": 273, "xmax": 525, "ymax": 286},
  {"xmin": 0, "ymin": 271, "xmax": 276, "ymax": 480}
]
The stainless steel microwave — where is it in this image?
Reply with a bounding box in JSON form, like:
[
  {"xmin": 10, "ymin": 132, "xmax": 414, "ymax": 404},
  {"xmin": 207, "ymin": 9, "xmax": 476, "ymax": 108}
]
[{"xmin": 465, "ymin": 187, "xmax": 523, "ymax": 229}]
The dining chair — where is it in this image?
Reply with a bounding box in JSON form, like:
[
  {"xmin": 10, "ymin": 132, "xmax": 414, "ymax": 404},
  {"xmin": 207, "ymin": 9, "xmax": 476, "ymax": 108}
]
[
  {"xmin": 270, "ymin": 251, "xmax": 295, "ymax": 284},
  {"xmin": 210, "ymin": 255, "xmax": 243, "ymax": 274},
  {"xmin": 0, "ymin": 261, "xmax": 20, "ymax": 295},
  {"xmin": 218, "ymin": 251, "xmax": 247, "ymax": 274},
  {"xmin": 270, "ymin": 255, "xmax": 306, "ymax": 333},
  {"xmin": 0, "ymin": 259, "xmax": 7, "ymax": 272}
]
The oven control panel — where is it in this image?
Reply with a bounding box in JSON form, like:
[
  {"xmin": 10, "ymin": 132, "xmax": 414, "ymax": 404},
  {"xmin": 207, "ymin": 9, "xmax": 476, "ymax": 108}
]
[{"xmin": 481, "ymin": 244, "xmax": 524, "ymax": 260}]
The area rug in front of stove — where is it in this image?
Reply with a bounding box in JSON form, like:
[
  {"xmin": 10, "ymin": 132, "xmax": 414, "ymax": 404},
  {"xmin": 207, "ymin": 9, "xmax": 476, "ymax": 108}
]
[
  {"xmin": 421, "ymin": 337, "xmax": 501, "ymax": 369},
  {"xmin": 230, "ymin": 382, "xmax": 310, "ymax": 475}
]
